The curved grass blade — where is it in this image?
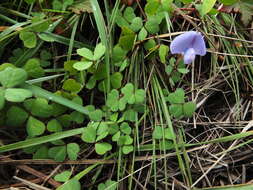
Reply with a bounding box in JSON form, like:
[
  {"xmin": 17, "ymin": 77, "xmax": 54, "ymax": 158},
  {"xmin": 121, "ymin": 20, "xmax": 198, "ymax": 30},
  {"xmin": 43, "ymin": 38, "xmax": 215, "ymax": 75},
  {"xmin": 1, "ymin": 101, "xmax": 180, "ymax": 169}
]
[
  {"xmin": 0, "ymin": 22, "xmax": 30, "ymax": 39},
  {"xmin": 90, "ymin": 0, "xmax": 110, "ymax": 92},
  {"xmin": 38, "ymin": 32, "xmax": 92, "ymax": 49},
  {"xmin": 67, "ymin": 15, "xmax": 80, "ymax": 61},
  {"xmin": 0, "ymin": 128, "xmax": 84, "ymax": 153},
  {"xmin": 26, "ymin": 74, "xmax": 65, "ymax": 84},
  {"xmin": 22, "ymin": 83, "xmax": 89, "ymax": 115}
]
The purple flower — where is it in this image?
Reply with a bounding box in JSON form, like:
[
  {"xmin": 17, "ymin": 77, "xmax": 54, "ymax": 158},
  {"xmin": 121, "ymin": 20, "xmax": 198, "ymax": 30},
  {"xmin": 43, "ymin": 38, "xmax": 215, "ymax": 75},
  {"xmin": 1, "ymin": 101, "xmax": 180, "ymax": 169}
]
[{"xmin": 170, "ymin": 31, "xmax": 206, "ymax": 64}]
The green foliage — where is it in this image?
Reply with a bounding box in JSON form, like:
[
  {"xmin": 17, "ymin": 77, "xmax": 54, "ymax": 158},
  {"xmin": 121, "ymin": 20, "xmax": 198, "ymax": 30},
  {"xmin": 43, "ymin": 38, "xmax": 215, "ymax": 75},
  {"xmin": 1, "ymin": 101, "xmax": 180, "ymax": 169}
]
[
  {"xmin": 70, "ymin": 111, "xmax": 84, "ymax": 124},
  {"xmin": 77, "ymin": 48, "xmax": 94, "ymax": 60},
  {"xmin": 52, "ymin": 0, "xmax": 74, "ymax": 11},
  {"xmin": 130, "ymin": 17, "xmax": 143, "ymax": 32},
  {"xmin": 123, "ymin": 109, "xmax": 137, "ymax": 122},
  {"xmin": 218, "ymin": 0, "xmax": 237, "ymax": 5},
  {"xmin": 122, "ymin": 145, "xmax": 133, "ymax": 154},
  {"xmin": 81, "ymin": 122, "xmax": 109, "ymax": 144},
  {"xmin": 145, "ymin": 1, "xmax": 160, "ymax": 16},
  {"xmin": 183, "ymin": 102, "xmax": 197, "ymax": 117},
  {"xmin": 31, "ymin": 98, "xmax": 53, "ymax": 118},
  {"xmin": 121, "ymin": 83, "xmax": 145, "ymax": 104},
  {"xmin": 165, "ymin": 59, "xmax": 189, "ymax": 85},
  {"xmin": 62, "ymin": 79, "xmax": 82, "ymax": 93},
  {"xmin": 138, "ymin": 27, "xmax": 148, "ymax": 41},
  {"xmin": 54, "ymin": 171, "xmax": 72, "ymax": 182},
  {"xmin": 74, "ymin": 43, "xmax": 105, "ymax": 73},
  {"xmin": 164, "ymin": 128, "xmax": 174, "ymax": 140},
  {"xmin": 180, "ymin": 0, "xmax": 194, "ymax": 3},
  {"xmin": 9, "ymin": 48, "xmax": 25, "ymax": 64},
  {"xmin": 6, "ymin": 106, "xmax": 28, "ymax": 127},
  {"xmin": 56, "ymin": 178, "xmax": 81, "ymax": 190},
  {"xmin": 26, "ymin": 116, "xmax": 46, "ymax": 137},
  {"xmin": 29, "ymin": 141, "xmax": 80, "ymax": 162},
  {"xmin": 31, "ymin": 14, "xmax": 51, "ymax": 32},
  {"xmin": 23, "ymin": 58, "xmax": 45, "ymax": 78},
  {"xmin": 98, "ymin": 180, "xmax": 117, "ymax": 190},
  {"xmin": 153, "ymin": 125, "xmax": 163, "ymax": 140},
  {"xmin": 33, "ymin": 145, "xmax": 48, "ymax": 159},
  {"xmin": 116, "ymin": 6, "xmax": 143, "ymax": 35},
  {"xmin": 47, "ymin": 119, "xmax": 62, "ymax": 132},
  {"xmin": 5, "ymin": 88, "xmax": 32, "ymax": 102},
  {"xmin": 81, "ymin": 126, "xmax": 97, "ymax": 143},
  {"xmin": 119, "ymin": 27, "xmax": 136, "ymax": 51},
  {"xmin": 95, "ymin": 142, "xmax": 112, "ymax": 155},
  {"xmin": 24, "ymin": 0, "xmax": 36, "ymax": 3},
  {"xmin": 167, "ymin": 88, "xmax": 185, "ymax": 104},
  {"xmin": 0, "ymin": 89, "xmax": 5, "ymax": 110},
  {"xmin": 89, "ymin": 109, "xmax": 103, "ymax": 121},
  {"xmin": 199, "ymin": 0, "xmax": 217, "ymax": 16},
  {"xmin": 169, "ymin": 104, "xmax": 183, "ymax": 118},
  {"xmin": 124, "ymin": 7, "xmax": 136, "ymax": 22},
  {"xmin": 159, "ymin": 44, "xmax": 169, "ymax": 64},
  {"xmin": 77, "ymin": 43, "xmax": 105, "ymax": 61},
  {"xmin": 67, "ymin": 143, "xmax": 80, "ymax": 160},
  {"xmin": 93, "ymin": 43, "xmax": 106, "ymax": 60},
  {"xmin": 0, "ymin": 1, "xmax": 202, "ymax": 188},
  {"xmin": 166, "ymin": 88, "xmax": 197, "ymax": 118},
  {"xmin": 57, "ymin": 114, "xmax": 72, "ymax": 128},
  {"xmin": 145, "ymin": 16, "xmax": 160, "ymax": 34},
  {"xmin": 106, "ymin": 89, "xmax": 120, "ymax": 111},
  {"xmin": 111, "ymin": 72, "xmax": 123, "ymax": 89},
  {"xmin": 64, "ymin": 60, "xmax": 79, "ymax": 75},
  {"xmin": 120, "ymin": 122, "xmax": 131, "ymax": 135},
  {"xmin": 112, "ymin": 45, "xmax": 127, "ymax": 63},
  {"xmin": 19, "ymin": 31, "xmax": 37, "ymax": 48},
  {"xmin": 0, "ymin": 63, "xmax": 15, "ymax": 71},
  {"xmin": 0, "ymin": 67, "xmax": 27, "ymax": 88},
  {"xmin": 106, "ymin": 83, "xmax": 145, "ymax": 112},
  {"xmin": 96, "ymin": 123, "xmax": 109, "ymax": 141},
  {"xmin": 48, "ymin": 145, "xmax": 66, "ymax": 162},
  {"xmin": 73, "ymin": 61, "xmax": 93, "ymax": 71},
  {"xmin": 144, "ymin": 39, "xmax": 156, "ymax": 51}
]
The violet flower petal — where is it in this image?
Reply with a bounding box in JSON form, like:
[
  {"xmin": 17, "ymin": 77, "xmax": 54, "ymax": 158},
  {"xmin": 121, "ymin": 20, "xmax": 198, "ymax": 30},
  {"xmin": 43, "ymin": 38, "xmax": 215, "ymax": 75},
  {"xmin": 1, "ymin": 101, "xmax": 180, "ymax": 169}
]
[
  {"xmin": 170, "ymin": 31, "xmax": 199, "ymax": 54},
  {"xmin": 191, "ymin": 33, "xmax": 206, "ymax": 56},
  {"xmin": 170, "ymin": 31, "xmax": 206, "ymax": 64},
  {"xmin": 184, "ymin": 48, "xmax": 196, "ymax": 64}
]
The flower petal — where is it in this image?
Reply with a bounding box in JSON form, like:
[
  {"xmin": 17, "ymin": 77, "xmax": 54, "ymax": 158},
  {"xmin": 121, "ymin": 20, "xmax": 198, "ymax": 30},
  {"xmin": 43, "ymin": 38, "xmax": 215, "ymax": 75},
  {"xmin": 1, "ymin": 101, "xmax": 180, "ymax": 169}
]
[
  {"xmin": 183, "ymin": 48, "xmax": 196, "ymax": 64},
  {"xmin": 170, "ymin": 31, "xmax": 199, "ymax": 54},
  {"xmin": 191, "ymin": 34, "xmax": 206, "ymax": 56}
]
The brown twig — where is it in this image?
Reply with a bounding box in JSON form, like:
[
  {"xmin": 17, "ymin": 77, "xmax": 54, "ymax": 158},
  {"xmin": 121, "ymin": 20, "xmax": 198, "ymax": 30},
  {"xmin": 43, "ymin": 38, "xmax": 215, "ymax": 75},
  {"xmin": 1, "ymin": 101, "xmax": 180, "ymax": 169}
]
[
  {"xmin": 1, "ymin": 158, "xmax": 61, "ymax": 188},
  {"xmin": 16, "ymin": 164, "xmax": 61, "ymax": 188}
]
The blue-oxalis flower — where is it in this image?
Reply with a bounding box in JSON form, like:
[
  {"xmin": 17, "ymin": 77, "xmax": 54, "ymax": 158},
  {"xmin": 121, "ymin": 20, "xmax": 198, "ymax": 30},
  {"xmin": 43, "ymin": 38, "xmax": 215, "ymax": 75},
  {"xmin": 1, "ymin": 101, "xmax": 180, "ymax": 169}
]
[{"xmin": 170, "ymin": 31, "xmax": 206, "ymax": 64}]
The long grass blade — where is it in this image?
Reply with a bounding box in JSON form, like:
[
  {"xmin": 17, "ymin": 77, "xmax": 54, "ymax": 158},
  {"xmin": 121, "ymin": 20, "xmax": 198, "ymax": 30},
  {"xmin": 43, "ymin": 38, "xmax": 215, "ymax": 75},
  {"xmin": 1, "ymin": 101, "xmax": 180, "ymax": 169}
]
[
  {"xmin": 90, "ymin": 0, "xmax": 110, "ymax": 92},
  {"xmin": 0, "ymin": 128, "xmax": 84, "ymax": 153},
  {"xmin": 22, "ymin": 83, "xmax": 89, "ymax": 115}
]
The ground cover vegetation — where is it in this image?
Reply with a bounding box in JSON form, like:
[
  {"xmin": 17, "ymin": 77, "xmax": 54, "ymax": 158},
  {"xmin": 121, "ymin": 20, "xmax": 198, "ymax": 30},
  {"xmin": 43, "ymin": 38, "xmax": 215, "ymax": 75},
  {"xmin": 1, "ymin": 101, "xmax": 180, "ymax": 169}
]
[{"xmin": 0, "ymin": 0, "xmax": 253, "ymax": 189}]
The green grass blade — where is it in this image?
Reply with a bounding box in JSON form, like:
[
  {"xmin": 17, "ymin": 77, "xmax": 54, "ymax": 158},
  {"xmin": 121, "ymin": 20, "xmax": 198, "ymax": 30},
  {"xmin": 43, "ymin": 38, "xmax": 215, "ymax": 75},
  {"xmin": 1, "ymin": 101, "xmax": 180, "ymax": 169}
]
[
  {"xmin": 0, "ymin": 6, "xmax": 32, "ymax": 19},
  {"xmin": 67, "ymin": 16, "xmax": 80, "ymax": 61},
  {"xmin": 39, "ymin": 32, "xmax": 92, "ymax": 49},
  {"xmin": 140, "ymin": 130, "xmax": 253, "ymax": 151},
  {"xmin": 74, "ymin": 153, "xmax": 116, "ymax": 180},
  {"xmin": 0, "ymin": 128, "xmax": 84, "ymax": 153},
  {"xmin": 22, "ymin": 83, "xmax": 89, "ymax": 115},
  {"xmin": 0, "ymin": 13, "xmax": 18, "ymax": 24},
  {"xmin": 26, "ymin": 74, "xmax": 64, "ymax": 84},
  {"xmin": 0, "ymin": 21, "xmax": 30, "ymax": 39},
  {"xmin": 90, "ymin": 0, "xmax": 110, "ymax": 93}
]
